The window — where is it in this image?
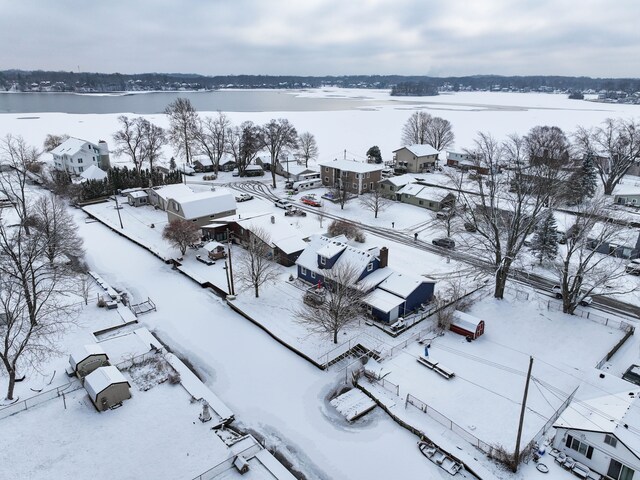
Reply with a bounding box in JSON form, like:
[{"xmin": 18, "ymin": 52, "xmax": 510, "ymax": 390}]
[
  {"xmin": 300, "ymin": 267, "xmax": 307, "ymax": 276},
  {"xmin": 608, "ymin": 459, "xmax": 635, "ymax": 480},
  {"xmin": 324, "ymin": 167, "xmax": 329, "ymax": 172},
  {"xmin": 366, "ymin": 172, "xmax": 370, "ymax": 178},
  {"xmin": 565, "ymin": 434, "xmax": 593, "ymax": 459},
  {"xmin": 320, "ymin": 256, "xmax": 326, "ymax": 266},
  {"xmin": 77, "ymin": 158, "xmax": 83, "ymax": 164},
  {"xmin": 311, "ymin": 271, "xmax": 316, "ymax": 279},
  {"xmin": 352, "ymin": 183, "xmax": 357, "ymax": 189},
  {"xmin": 419, "ymin": 200, "xmax": 423, "ymax": 205},
  {"xmin": 78, "ymin": 166, "xmax": 84, "ymax": 172},
  {"xmin": 324, "ymin": 176, "xmax": 329, "ymax": 182},
  {"xmin": 605, "ymin": 434, "xmax": 618, "ymax": 448},
  {"xmin": 367, "ymin": 263, "xmax": 373, "ymax": 272},
  {"xmin": 370, "ymin": 182, "xmax": 373, "ymax": 189}
]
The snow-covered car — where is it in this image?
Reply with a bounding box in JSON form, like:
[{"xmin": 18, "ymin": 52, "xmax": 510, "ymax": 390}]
[
  {"xmin": 284, "ymin": 207, "xmax": 307, "ymax": 217},
  {"xmin": 432, "ymin": 238, "xmax": 455, "ymax": 249},
  {"xmin": 436, "ymin": 207, "xmax": 452, "ymax": 219},
  {"xmin": 551, "ymin": 285, "xmax": 593, "ymax": 306},
  {"xmin": 179, "ymin": 163, "xmax": 195, "ymax": 176},
  {"xmin": 235, "ymin": 193, "xmax": 253, "ymax": 202},
  {"xmin": 231, "ymin": 169, "xmax": 240, "ymax": 177},
  {"xmin": 626, "ymin": 259, "xmax": 640, "ymax": 275},
  {"xmin": 274, "ymin": 199, "xmax": 292, "ymax": 210}
]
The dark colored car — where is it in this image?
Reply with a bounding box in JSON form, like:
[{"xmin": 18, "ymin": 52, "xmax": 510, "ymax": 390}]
[{"xmin": 432, "ymin": 238, "xmax": 455, "ymax": 249}]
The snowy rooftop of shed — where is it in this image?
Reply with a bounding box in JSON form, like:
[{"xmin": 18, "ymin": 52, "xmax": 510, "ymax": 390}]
[
  {"xmin": 69, "ymin": 344, "xmax": 107, "ymax": 369},
  {"xmin": 84, "ymin": 366, "xmax": 129, "ymax": 401},
  {"xmin": 452, "ymin": 310, "xmax": 483, "ymax": 331},
  {"xmin": 128, "ymin": 190, "xmax": 148, "ymax": 199}
]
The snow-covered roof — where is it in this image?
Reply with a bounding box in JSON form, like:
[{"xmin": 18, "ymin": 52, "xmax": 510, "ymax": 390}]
[
  {"xmin": 554, "ymin": 370, "xmax": 640, "ymax": 455},
  {"xmin": 235, "ymin": 214, "xmax": 306, "ymax": 255},
  {"xmin": 128, "ymin": 190, "xmax": 148, "ymax": 199},
  {"xmin": 172, "ymin": 189, "xmax": 236, "ymax": 220},
  {"xmin": 397, "ymin": 184, "xmax": 453, "ymax": 202},
  {"xmin": 151, "ymin": 183, "xmax": 194, "ymax": 202},
  {"xmin": 203, "ymin": 241, "xmax": 225, "ymax": 252},
  {"xmin": 218, "ymin": 154, "xmax": 235, "ymax": 166},
  {"xmin": 192, "ymin": 155, "xmax": 213, "ymax": 166},
  {"xmin": 318, "ymin": 159, "xmax": 384, "ymax": 174},
  {"xmin": 613, "ymin": 179, "xmax": 640, "ymax": 197},
  {"xmin": 317, "ymin": 240, "xmax": 347, "ymax": 259},
  {"xmin": 380, "ymin": 173, "xmax": 417, "ymax": 188},
  {"xmin": 51, "ymin": 137, "xmax": 97, "ymax": 157},
  {"xmin": 69, "ymin": 344, "xmax": 107, "ymax": 370},
  {"xmin": 452, "ymin": 311, "xmax": 483, "ymax": 332},
  {"xmin": 288, "ymin": 165, "xmax": 318, "ymax": 176},
  {"xmin": 394, "ymin": 144, "xmax": 440, "ymax": 157},
  {"xmin": 245, "ymin": 164, "xmax": 263, "ymax": 171},
  {"xmin": 364, "ymin": 288, "xmax": 405, "ymax": 313},
  {"xmin": 80, "ymin": 165, "xmax": 107, "ymax": 181},
  {"xmin": 357, "ymin": 267, "xmax": 394, "ymax": 291},
  {"xmin": 588, "ymin": 222, "xmax": 639, "ymax": 248},
  {"xmin": 378, "ymin": 271, "xmax": 431, "ymax": 298},
  {"xmin": 84, "ymin": 366, "xmax": 129, "ymax": 401}
]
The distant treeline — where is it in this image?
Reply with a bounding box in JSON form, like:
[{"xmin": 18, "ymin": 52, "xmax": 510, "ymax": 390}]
[
  {"xmin": 2, "ymin": 70, "xmax": 640, "ymax": 94},
  {"xmin": 390, "ymin": 81, "xmax": 438, "ymax": 96}
]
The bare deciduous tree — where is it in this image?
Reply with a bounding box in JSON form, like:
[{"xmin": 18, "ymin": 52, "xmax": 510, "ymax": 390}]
[
  {"xmin": 327, "ymin": 219, "xmax": 365, "ymax": 243},
  {"xmin": 554, "ymin": 198, "xmax": 634, "ymax": 314},
  {"xmin": 458, "ymin": 131, "xmax": 567, "ymax": 299},
  {"xmin": 358, "ymin": 185, "xmax": 391, "ymax": 219},
  {"xmin": 295, "ymin": 263, "xmax": 367, "ymax": 343},
  {"xmin": 162, "ymin": 219, "xmax": 201, "ymax": 256},
  {"xmin": 43, "ymin": 134, "xmax": 69, "ymax": 152},
  {"xmin": 297, "ymin": 132, "xmax": 319, "ymax": 168},
  {"xmin": 225, "ymin": 121, "xmax": 263, "ymax": 176},
  {"xmin": 112, "ymin": 116, "xmax": 146, "ymax": 182},
  {"xmin": 140, "ymin": 119, "xmax": 167, "ymax": 185},
  {"xmin": 31, "ymin": 195, "xmax": 85, "ymax": 266},
  {"xmin": 574, "ymin": 118, "xmax": 640, "ymax": 195},
  {"xmin": 165, "ymin": 98, "xmax": 198, "ymax": 165},
  {"xmin": 0, "ymin": 134, "xmax": 41, "ymax": 235},
  {"xmin": 262, "ymin": 119, "xmax": 298, "ymax": 188},
  {"xmin": 193, "ymin": 112, "xmax": 231, "ymax": 174},
  {"xmin": 0, "ymin": 217, "xmax": 80, "ymax": 399},
  {"xmin": 401, "ymin": 112, "xmax": 455, "ymax": 150},
  {"xmin": 236, "ymin": 227, "xmax": 279, "ymax": 298}
]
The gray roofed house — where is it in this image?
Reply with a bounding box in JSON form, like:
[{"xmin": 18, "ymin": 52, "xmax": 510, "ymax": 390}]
[
  {"xmin": 397, "ymin": 184, "xmax": 455, "ymax": 211},
  {"xmin": 166, "ymin": 189, "xmax": 237, "ymax": 227}
]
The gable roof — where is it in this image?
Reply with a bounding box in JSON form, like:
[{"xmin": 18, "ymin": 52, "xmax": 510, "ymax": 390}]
[
  {"xmin": 151, "ymin": 184, "xmax": 194, "ymax": 202},
  {"xmin": 236, "ymin": 214, "xmax": 307, "ymax": 255},
  {"xmin": 397, "ymin": 184, "xmax": 454, "ymax": 202},
  {"xmin": 80, "ymin": 165, "xmax": 107, "ymax": 181},
  {"xmin": 51, "ymin": 137, "xmax": 97, "ymax": 157},
  {"xmin": 452, "ymin": 311, "xmax": 483, "ymax": 332},
  {"xmin": 84, "ymin": 366, "xmax": 130, "ymax": 401},
  {"xmin": 380, "ymin": 174, "xmax": 418, "ymax": 188},
  {"xmin": 173, "ymin": 189, "xmax": 236, "ymax": 220},
  {"xmin": 192, "ymin": 155, "xmax": 213, "ymax": 166},
  {"xmin": 378, "ymin": 271, "xmax": 432, "ymax": 298},
  {"xmin": 128, "ymin": 190, "xmax": 148, "ymax": 199},
  {"xmin": 318, "ymin": 159, "xmax": 384, "ymax": 174},
  {"xmin": 394, "ymin": 144, "xmax": 440, "ymax": 157},
  {"xmin": 69, "ymin": 344, "xmax": 107, "ymax": 370}
]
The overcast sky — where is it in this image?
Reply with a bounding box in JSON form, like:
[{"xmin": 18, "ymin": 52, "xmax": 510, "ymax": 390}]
[{"xmin": 2, "ymin": 0, "xmax": 639, "ymax": 77}]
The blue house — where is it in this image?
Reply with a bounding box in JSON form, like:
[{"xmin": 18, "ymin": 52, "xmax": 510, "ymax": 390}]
[{"xmin": 296, "ymin": 234, "xmax": 435, "ymax": 323}]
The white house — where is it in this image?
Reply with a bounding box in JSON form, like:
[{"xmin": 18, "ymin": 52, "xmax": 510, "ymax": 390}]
[
  {"xmin": 552, "ymin": 370, "xmax": 640, "ymax": 480},
  {"xmin": 51, "ymin": 137, "xmax": 110, "ymax": 175}
]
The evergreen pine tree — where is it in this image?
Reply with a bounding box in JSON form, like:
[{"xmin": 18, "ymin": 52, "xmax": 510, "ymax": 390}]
[
  {"xmin": 580, "ymin": 155, "xmax": 598, "ymax": 201},
  {"xmin": 530, "ymin": 210, "xmax": 559, "ymax": 264}
]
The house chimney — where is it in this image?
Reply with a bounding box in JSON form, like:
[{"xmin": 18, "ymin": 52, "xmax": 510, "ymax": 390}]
[{"xmin": 379, "ymin": 247, "xmax": 389, "ymax": 268}]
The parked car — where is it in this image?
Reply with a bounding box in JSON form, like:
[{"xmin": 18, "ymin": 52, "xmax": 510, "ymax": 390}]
[
  {"xmin": 551, "ymin": 285, "xmax": 593, "ymax": 306},
  {"xmin": 464, "ymin": 222, "xmax": 477, "ymax": 233},
  {"xmin": 285, "ymin": 207, "xmax": 307, "ymax": 217},
  {"xmin": 432, "ymin": 238, "xmax": 455, "ymax": 249},
  {"xmin": 436, "ymin": 207, "xmax": 452, "ymax": 219},
  {"xmin": 274, "ymin": 199, "xmax": 292, "ymax": 209},
  {"xmin": 179, "ymin": 163, "xmax": 195, "ymax": 176},
  {"xmin": 300, "ymin": 195, "xmax": 322, "ymax": 207},
  {"xmin": 232, "ymin": 169, "xmax": 240, "ymax": 177},
  {"xmin": 626, "ymin": 259, "xmax": 640, "ymax": 275},
  {"xmin": 235, "ymin": 193, "xmax": 253, "ymax": 202}
]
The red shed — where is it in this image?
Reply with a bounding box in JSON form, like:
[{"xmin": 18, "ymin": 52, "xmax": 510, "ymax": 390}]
[{"xmin": 450, "ymin": 311, "xmax": 485, "ymax": 339}]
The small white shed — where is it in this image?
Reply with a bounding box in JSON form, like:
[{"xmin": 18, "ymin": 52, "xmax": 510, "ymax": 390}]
[
  {"xmin": 69, "ymin": 344, "xmax": 109, "ymax": 378},
  {"xmin": 84, "ymin": 366, "xmax": 131, "ymax": 412}
]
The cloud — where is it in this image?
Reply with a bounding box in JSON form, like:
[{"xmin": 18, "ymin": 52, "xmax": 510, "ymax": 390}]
[{"xmin": 1, "ymin": 0, "xmax": 638, "ymax": 76}]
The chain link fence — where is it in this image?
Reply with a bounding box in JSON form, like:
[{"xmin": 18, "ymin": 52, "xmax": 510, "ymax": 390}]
[{"xmin": 0, "ymin": 379, "xmax": 83, "ymax": 420}]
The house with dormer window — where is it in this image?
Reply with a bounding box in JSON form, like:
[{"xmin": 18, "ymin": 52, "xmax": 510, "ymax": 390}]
[{"xmin": 296, "ymin": 234, "xmax": 435, "ymax": 322}]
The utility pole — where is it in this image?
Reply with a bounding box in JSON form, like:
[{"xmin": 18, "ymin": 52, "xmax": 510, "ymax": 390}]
[
  {"xmin": 226, "ymin": 228, "xmax": 235, "ymax": 296},
  {"xmin": 113, "ymin": 190, "xmax": 124, "ymax": 229},
  {"xmin": 223, "ymin": 261, "xmax": 231, "ymax": 295},
  {"xmin": 513, "ymin": 356, "xmax": 534, "ymax": 472}
]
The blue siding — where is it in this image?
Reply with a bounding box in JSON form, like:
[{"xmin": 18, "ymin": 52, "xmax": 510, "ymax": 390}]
[
  {"xmin": 357, "ymin": 258, "xmax": 380, "ymax": 282},
  {"xmin": 395, "ymin": 282, "xmax": 435, "ymax": 316},
  {"xmin": 317, "ymin": 252, "xmax": 341, "ymax": 269},
  {"xmin": 297, "ymin": 265, "xmax": 325, "ymax": 285},
  {"xmin": 370, "ymin": 307, "xmax": 391, "ymax": 323}
]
